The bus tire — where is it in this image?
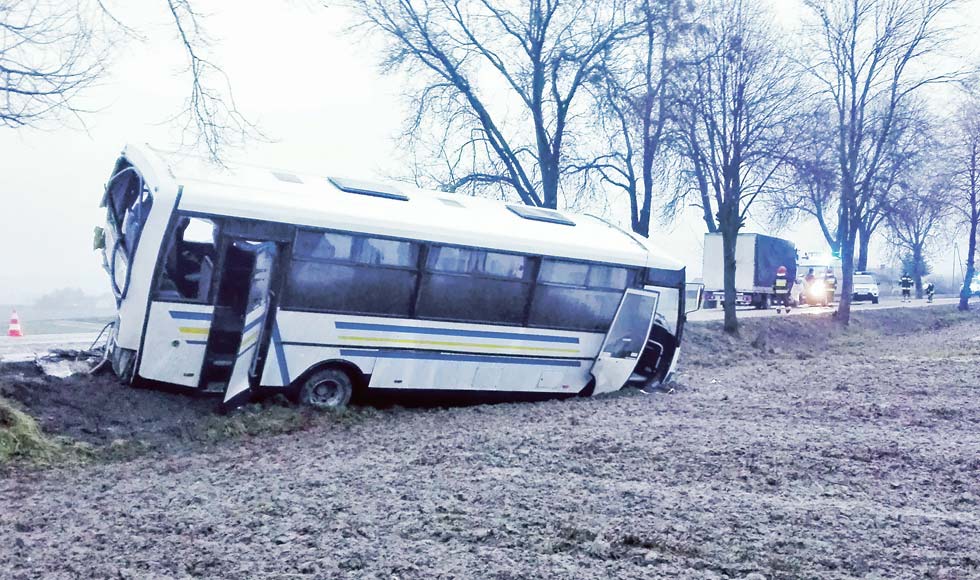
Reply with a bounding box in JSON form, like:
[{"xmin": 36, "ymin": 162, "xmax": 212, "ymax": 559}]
[{"xmin": 298, "ymin": 367, "xmax": 353, "ymax": 410}]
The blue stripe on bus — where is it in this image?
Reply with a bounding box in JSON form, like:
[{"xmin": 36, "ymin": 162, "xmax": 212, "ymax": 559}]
[
  {"xmin": 169, "ymin": 311, "xmax": 213, "ymax": 321},
  {"xmin": 334, "ymin": 321, "xmax": 580, "ymax": 344},
  {"xmin": 186, "ymin": 340, "xmax": 209, "ymax": 345},
  {"xmin": 338, "ymin": 349, "xmax": 582, "ymax": 367},
  {"xmin": 272, "ymin": 320, "xmax": 290, "ymax": 385},
  {"xmin": 242, "ymin": 314, "xmax": 265, "ymax": 333},
  {"xmin": 237, "ymin": 342, "xmax": 257, "ymax": 360}
]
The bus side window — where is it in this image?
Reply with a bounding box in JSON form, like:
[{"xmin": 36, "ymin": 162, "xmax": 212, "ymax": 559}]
[
  {"xmin": 528, "ymin": 259, "xmax": 637, "ymax": 331},
  {"xmin": 283, "ymin": 230, "xmax": 419, "ymax": 315},
  {"xmin": 156, "ymin": 218, "xmax": 217, "ymax": 302},
  {"xmin": 416, "ymin": 246, "xmax": 532, "ymax": 324}
]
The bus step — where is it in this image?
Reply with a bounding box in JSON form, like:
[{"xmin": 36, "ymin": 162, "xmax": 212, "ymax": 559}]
[{"xmin": 203, "ymin": 381, "xmax": 228, "ymax": 393}]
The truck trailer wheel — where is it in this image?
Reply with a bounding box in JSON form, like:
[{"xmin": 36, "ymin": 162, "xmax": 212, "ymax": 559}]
[{"xmin": 298, "ymin": 368, "xmax": 353, "ymax": 410}]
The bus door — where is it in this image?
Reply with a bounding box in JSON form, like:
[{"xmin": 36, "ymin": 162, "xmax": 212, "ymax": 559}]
[
  {"xmin": 201, "ymin": 238, "xmax": 278, "ymax": 403},
  {"xmin": 218, "ymin": 241, "xmax": 278, "ymax": 406},
  {"xmin": 591, "ymin": 289, "xmax": 660, "ymax": 394}
]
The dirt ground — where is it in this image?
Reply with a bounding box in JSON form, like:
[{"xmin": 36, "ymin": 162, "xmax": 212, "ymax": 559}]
[{"xmin": 1, "ymin": 306, "xmax": 979, "ymax": 579}]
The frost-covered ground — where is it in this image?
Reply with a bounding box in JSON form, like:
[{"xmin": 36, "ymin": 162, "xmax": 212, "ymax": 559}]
[{"xmin": 1, "ymin": 307, "xmax": 978, "ymax": 579}]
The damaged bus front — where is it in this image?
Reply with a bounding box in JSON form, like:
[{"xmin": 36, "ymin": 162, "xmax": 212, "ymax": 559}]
[{"xmin": 97, "ymin": 144, "xmax": 699, "ymax": 409}]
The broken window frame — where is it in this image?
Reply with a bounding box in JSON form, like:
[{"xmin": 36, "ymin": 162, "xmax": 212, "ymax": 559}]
[{"xmin": 102, "ymin": 165, "xmax": 154, "ymax": 299}]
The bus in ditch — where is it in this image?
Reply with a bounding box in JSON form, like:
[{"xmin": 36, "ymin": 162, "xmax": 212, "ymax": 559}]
[{"xmin": 95, "ymin": 144, "xmax": 699, "ymax": 409}]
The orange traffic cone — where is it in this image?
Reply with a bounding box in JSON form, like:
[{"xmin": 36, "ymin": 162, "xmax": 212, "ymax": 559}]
[{"xmin": 7, "ymin": 310, "xmax": 23, "ymax": 337}]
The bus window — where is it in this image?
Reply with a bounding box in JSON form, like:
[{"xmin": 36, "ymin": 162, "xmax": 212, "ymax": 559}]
[
  {"xmin": 294, "ymin": 231, "xmax": 417, "ymax": 266},
  {"xmin": 529, "ymin": 259, "xmax": 638, "ymax": 331},
  {"xmin": 416, "ymin": 246, "xmax": 532, "ymax": 324},
  {"xmin": 156, "ymin": 217, "xmax": 217, "ymax": 302},
  {"xmin": 283, "ymin": 230, "xmax": 419, "ymax": 315},
  {"xmin": 428, "ymin": 246, "xmax": 528, "ymax": 279},
  {"xmin": 528, "ymin": 286, "xmax": 622, "ymax": 331},
  {"xmin": 602, "ymin": 292, "xmax": 658, "ymax": 358}
]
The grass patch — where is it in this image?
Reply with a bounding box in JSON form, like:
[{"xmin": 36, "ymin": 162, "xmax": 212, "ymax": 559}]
[
  {"xmin": 0, "ymin": 396, "xmax": 61, "ymax": 464},
  {"xmin": 198, "ymin": 398, "xmax": 380, "ymax": 444}
]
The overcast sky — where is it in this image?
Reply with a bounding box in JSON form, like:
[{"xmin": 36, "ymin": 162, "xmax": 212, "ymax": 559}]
[{"xmin": 1, "ymin": 0, "xmax": 978, "ymax": 304}]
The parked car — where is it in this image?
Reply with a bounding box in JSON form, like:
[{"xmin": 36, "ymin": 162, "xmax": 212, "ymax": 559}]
[
  {"xmin": 963, "ymin": 277, "xmax": 980, "ymax": 297},
  {"xmin": 852, "ymin": 272, "xmax": 880, "ymax": 304}
]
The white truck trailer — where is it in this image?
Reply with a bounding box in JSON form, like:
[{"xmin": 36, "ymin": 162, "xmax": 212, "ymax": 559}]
[{"xmin": 702, "ymin": 233, "xmax": 797, "ymax": 309}]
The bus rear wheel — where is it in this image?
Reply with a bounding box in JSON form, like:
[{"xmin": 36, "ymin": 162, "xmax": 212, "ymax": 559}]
[{"xmin": 298, "ymin": 368, "xmax": 353, "ymax": 410}]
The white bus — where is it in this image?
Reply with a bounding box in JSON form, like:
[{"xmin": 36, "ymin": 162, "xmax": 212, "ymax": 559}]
[{"xmin": 96, "ymin": 144, "xmax": 697, "ymax": 409}]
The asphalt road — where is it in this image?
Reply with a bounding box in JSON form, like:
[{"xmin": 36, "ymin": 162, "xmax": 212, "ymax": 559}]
[
  {"xmin": 687, "ymin": 295, "xmax": 961, "ymax": 321},
  {"xmin": 0, "ymin": 332, "xmax": 102, "ymax": 362}
]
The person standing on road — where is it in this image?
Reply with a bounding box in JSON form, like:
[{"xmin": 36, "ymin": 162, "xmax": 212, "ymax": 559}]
[
  {"xmin": 900, "ymin": 272, "xmax": 914, "ymax": 302},
  {"xmin": 925, "ymin": 280, "xmax": 935, "ymax": 302},
  {"xmin": 802, "ymin": 268, "xmax": 816, "ymax": 305},
  {"xmin": 824, "ymin": 267, "xmax": 837, "ymax": 305},
  {"xmin": 773, "ymin": 265, "xmax": 791, "ymax": 314}
]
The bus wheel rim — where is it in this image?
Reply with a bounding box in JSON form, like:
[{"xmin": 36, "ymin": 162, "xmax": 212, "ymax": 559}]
[{"xmin": 310, "ymin": 379, "xmax": 343, "ymax": 407}]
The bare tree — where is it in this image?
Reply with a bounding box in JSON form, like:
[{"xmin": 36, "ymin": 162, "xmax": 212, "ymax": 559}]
[
  {"xmin": 573, "ymin": 0, "xmax": 688, "ymax": 236},
  {"xmin": 775, "ymin": 100, "xmax": 929, "ymax": 271},
  {"xmin": 165, "ymin": 0, "xmax": 261, "ymax": 162},
  {"xmin": 350, "ymin": 0, "xmax": 633, "ymax": 208},
  {"xmin": 1, "ymin": 0, "xmax": 256, "ymax": 161},
  {"xmin": 671, "ymin": 0, "xmax": 800, "ymax": 334},
  {"xmin": 803, "ymin": 0, "xmax": 959, "ymax": 325},
  {"xmin": 951, "ymin": 90, "xmax": 980, "ymax": 310},
  {"xmin": 772, "ymin": 106, "xmax": 843, "ymax": 252},
  {"xmin": 0, "ymin": 0, "xmax": 105, "ymax": 128},
  {"xmin": 884, "ymin": 172, "xmax": 949, "ymax": 298}
]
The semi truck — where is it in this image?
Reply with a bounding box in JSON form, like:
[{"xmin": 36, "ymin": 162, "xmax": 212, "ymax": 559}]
[{"xmin": 702, "ymin": 233, "xmax": 797, "ymax": 310}]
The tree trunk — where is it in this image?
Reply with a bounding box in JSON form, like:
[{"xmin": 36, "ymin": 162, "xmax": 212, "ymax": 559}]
[
  {"xmin": 721, "ymin": 221, "xmax": 739, "ymax": 335},
  {"xmin": 856, "ymin": 224, "xmax": 871, "ymax": 271},
  {"xmin": 540, "ymin": 153, "xmax": 560, "ymax": 209},
  {"xmin": 960, "ymin": 217, "xmax": 978, "ymax": 311},
  {"xmin": 837, "ymin": 225, "xmax": 856, "ymax": 326},
  {"xmin": 912, "ymin": 247, "xmax": 925, "ymax": 299}
]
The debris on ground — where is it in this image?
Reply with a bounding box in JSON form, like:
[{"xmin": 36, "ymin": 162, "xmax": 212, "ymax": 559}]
[{"xmin": 33, "ymin": 347, "xmax": 105, "ymax": 378}]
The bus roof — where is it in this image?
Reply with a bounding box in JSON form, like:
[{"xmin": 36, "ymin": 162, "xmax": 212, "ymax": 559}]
[{"xmin": 127, "ymin": 143, "xmax": 681, "ymax": 270}]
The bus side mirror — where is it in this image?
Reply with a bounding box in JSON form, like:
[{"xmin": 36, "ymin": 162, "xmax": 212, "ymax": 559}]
[
  {"xmin": 685, "ymin": 282, "xmax": 704, "ymax": 314},
  {"xmin": 93, "ymin": 226, "xmax": 106, "ymax": 250}
]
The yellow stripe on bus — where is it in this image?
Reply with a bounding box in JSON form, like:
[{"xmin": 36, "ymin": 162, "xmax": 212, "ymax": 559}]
[
  {"xmin": 178, "ymin": 327, "xmax": 210, "ymax": 335},
  {"xmin": 239, "ymin": 332, "xmax": 258, "ymax": 353},
  {"xmin": 337, "ymin": 336, "xmax": 580, "ymax": 354}
]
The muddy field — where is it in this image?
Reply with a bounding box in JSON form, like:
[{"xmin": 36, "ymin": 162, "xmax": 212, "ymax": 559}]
[{"xmin": 1, "ymin": 307, "xmax": 979, "ymax": 579}]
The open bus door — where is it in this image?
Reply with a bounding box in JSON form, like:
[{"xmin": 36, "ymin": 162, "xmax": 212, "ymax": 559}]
[
  {"xmin": 591, "ymin": 289, "xmax": 660, "ymax": 394},
  {"xmin": 221, "ymin": 241, "xmax": 278, "ymax": 407}
]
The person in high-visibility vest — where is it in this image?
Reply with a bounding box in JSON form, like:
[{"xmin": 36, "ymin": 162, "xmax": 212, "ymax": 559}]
[
  {"xmin": 900, "ymin": 272, "xmax": 914, "ymax": 302},
  {"xmin": 824, "ymin": 267, "xmax": 837, "ymax": 305},
  {"xmin": 773, "ymin": 265, "xmax": 791, "ymax": 314}
]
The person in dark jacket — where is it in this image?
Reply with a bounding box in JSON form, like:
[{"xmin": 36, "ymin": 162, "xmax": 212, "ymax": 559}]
[
  {"xmin": 773, "ymin": 265, "xmax": 791, "ymax": 314},
  {"xmin": 900, "ymin": 272, "xmax": 914, "ymax": 302},
  {"xmin": 925, "ymin": 280, "xmax": 935, "ymax": 302},
  {"xmin": 824, "ymin": 267, "xmax": 838, "ymax": 305}
]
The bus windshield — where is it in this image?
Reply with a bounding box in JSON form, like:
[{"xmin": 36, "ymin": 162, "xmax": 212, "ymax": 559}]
[{"xmin": 105, "ymin": 166, "xmax": 153, "ymax": 254}]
